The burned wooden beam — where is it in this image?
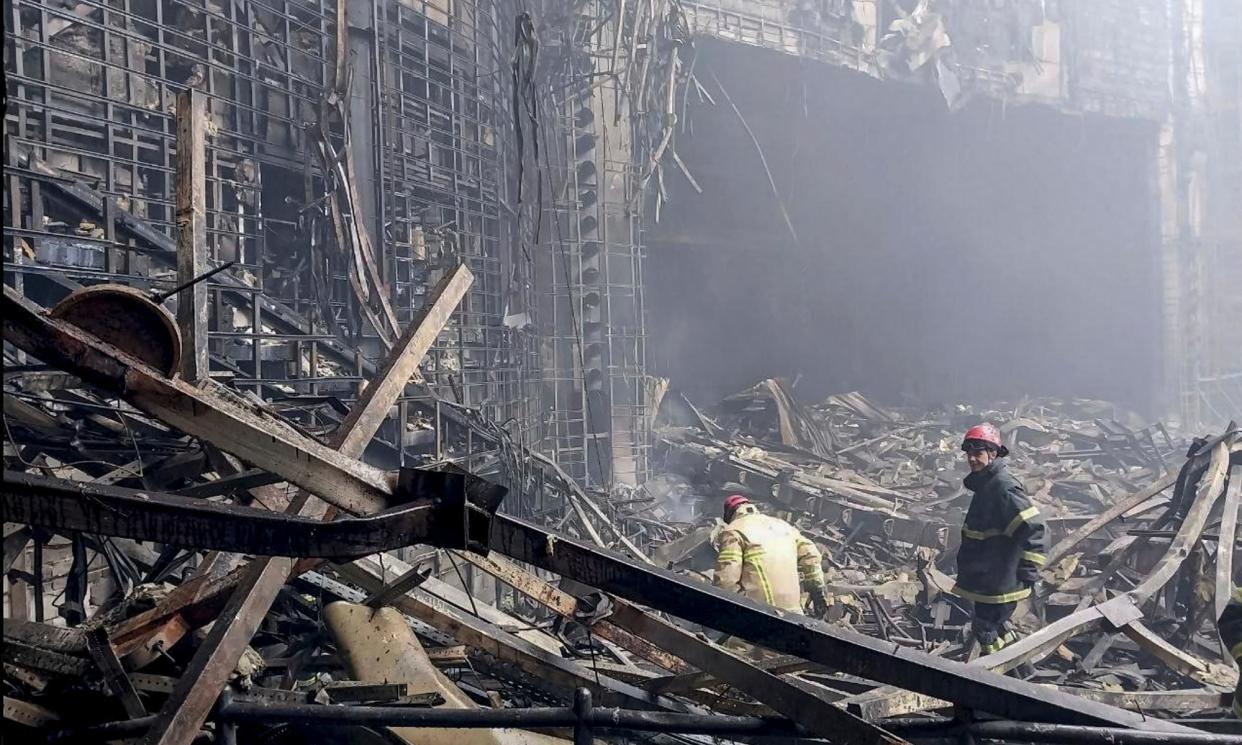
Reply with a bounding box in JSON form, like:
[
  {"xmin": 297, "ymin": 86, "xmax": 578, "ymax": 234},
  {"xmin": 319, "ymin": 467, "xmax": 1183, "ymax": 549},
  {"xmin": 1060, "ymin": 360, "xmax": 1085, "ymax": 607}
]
[{"xmin": 331, "ymin": 555, "xmax": 683, "ymax": 711}]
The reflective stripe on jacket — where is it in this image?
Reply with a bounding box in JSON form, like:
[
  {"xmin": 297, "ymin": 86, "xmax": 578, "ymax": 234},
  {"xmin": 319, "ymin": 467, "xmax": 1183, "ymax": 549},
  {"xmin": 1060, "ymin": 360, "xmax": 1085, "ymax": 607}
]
[
  {"xmin": 714, "ymin": 504, "xmax": 825, "ymax": 613},
  {"xmin": 954, "ymin": 459, "xmax": 1047, "ymax": 605},
  {"xmin": 1221, "ymin": 587, "xmax": 1242, "ymax": 719}
]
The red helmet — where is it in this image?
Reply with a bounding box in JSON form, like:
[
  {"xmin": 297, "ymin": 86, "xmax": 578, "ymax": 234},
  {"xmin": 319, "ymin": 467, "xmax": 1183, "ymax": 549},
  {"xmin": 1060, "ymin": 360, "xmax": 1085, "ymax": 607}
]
[
  {"xmin": 723, "ymin": 494, "xmax": 750, "ymax": 517},
  {"xmin": 962, "ymin": 423, "xmax": 1008, "ymax": 456}
]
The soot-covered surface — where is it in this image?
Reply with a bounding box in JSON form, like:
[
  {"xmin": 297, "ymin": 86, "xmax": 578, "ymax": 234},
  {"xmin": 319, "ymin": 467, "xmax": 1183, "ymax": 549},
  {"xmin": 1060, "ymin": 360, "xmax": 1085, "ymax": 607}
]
[{"xmin": 647, "ymin": 41, "xmax": 1161, "ymax": 414}]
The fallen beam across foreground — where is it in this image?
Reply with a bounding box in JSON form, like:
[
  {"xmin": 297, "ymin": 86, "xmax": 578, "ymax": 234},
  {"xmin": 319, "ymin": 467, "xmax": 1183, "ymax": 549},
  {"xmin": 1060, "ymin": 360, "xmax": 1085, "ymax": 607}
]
[
  {"xmin": 3, "ymin": 469, "xmax": 490, "ymax": 559},
  {"xmin": 486, "ymin": 515, "xmax": 1191, "ymax": 732}
]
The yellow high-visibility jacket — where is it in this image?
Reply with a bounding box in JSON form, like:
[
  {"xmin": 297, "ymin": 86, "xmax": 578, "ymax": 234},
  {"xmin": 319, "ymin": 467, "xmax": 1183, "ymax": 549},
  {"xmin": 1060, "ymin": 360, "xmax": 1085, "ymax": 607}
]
[{"xmin": 713, "ymin": 504, "xmax": 825, "ymax": 613}]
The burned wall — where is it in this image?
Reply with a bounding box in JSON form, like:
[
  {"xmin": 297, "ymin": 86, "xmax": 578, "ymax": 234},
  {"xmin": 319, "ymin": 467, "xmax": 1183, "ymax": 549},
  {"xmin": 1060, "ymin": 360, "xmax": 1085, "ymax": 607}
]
[
  {"xmin": 3, "ymin": 0, "xmax": 538, "ymax": 467},
  {"xmin": 683, "ymin": 0, "xmax": 1173, "ymax": 120},
  {"xmin": 647, "ymin": 41, "xmax": 1163, "ymax": 413}
]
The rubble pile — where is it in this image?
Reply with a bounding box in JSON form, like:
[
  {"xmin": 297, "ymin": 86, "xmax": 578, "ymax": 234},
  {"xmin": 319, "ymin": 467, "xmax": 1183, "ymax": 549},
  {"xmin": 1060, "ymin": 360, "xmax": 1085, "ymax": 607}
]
[
  {"xmin": 4, "ymin": 303, "xmax": 1240, "ymax": 744},
  {"xmin": 589, "ymin": 380, "xmax": 1239, "ymax": 709}
]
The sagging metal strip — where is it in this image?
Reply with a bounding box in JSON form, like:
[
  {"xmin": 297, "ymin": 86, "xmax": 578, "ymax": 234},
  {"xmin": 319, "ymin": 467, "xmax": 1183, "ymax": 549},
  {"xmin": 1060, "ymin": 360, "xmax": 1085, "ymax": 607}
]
[{"xmin": 486, "ymin": 513, "xmax": 1192, "ymax": 733}]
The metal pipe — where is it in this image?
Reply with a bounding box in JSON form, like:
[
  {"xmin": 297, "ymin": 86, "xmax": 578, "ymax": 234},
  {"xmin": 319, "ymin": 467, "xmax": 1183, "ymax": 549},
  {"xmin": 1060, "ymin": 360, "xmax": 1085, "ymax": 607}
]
[
  {"xmin": 573, "ymin": 688, "xmax": 593, "ymax": 745},
  {"xmin": 962, "ymin": 721, "xmax": 1242, "ymax": 745},
  {"xmin": 216, "ymin": 697, "xmax": 802, "ymax": 737},
  {"xmin": 46, "ymin": 716, "xmax": 215, "ymax": 745},
  {"xmin": 48, "ymin": 703, "xmax": 1231, "ymax": 745}
]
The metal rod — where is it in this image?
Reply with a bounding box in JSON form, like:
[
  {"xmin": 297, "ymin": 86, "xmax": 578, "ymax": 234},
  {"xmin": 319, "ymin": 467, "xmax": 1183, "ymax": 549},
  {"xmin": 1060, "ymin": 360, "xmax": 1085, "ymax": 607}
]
[
  {"xmin": 961, "ymin": 721, "xmax": 1242, "ymax": 745},
  {"xmin": 151, "ymin": 260, "xmax": 236, "ymax": 304},
  {"xmin": 50, "ymin": 701, "xmax": 1236, "ymax": 745}
]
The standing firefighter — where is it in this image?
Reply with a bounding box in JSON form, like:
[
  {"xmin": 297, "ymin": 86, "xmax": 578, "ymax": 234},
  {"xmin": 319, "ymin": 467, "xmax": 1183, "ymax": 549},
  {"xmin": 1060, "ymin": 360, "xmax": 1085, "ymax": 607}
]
[
  {"xmin": 713, "ymin": 495, "xmax": 830, "ymax": 617},
  {"xmin": 954, "ymin": 423, "xmax": 1047, "ymax": 655},
  {"xmin": 1220, "ymin": 585, "xmax": 1242, "ymax": 718}
]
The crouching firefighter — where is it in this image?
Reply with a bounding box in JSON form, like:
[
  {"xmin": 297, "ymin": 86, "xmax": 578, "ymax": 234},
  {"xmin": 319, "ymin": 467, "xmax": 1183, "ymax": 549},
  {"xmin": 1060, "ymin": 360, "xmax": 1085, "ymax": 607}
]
[
  {"xmin": 1219, "ymin": 584, "xmax": 1242, "ymax": 719},
  {"xmin": 714, "ymin": 495, "xmax": 830, "ymax": 618},
  {"xmin": 953, "ymin": 424, "xmax": 1047, "ymax": 656}
]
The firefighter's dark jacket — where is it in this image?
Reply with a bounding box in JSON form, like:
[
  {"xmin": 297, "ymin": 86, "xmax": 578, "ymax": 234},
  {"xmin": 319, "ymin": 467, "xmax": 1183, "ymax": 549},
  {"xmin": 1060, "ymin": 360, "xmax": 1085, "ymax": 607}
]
[
  {"xmin": 954, "ymin": 459, "xmax": 1047, "ymax": 604},
  {"xmin": 1221, "ymin": 586, "xmax": 1242, "ymax": 718}
]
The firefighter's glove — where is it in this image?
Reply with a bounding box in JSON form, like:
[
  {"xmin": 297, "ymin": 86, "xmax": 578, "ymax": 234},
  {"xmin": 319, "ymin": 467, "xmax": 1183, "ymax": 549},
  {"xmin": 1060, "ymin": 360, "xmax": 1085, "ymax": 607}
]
[{"xmin": 808, "ymin": 587, "xmax": 830, "ymax": 619}]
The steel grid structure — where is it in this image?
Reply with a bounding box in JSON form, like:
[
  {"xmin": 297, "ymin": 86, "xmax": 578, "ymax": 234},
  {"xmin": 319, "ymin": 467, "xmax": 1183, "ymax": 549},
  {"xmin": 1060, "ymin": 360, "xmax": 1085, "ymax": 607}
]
[
  {"xmin": 534, "ymin": 1, "xmax": 651, "ymax": 493},
  {"xmin": 3, "ymin": 0, "xmax": 544, "ymax": 484},
  {"xmin": 1192, "ymin": 0, "xmax": 1242, "ymax": 428}
]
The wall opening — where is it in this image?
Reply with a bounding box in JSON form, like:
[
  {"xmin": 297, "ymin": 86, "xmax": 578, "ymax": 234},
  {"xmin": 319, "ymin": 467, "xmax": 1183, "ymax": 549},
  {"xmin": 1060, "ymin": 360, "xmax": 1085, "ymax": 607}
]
[{"xmin": 647, "ymin": 41, "xmax": 1163, "ymax": 415}]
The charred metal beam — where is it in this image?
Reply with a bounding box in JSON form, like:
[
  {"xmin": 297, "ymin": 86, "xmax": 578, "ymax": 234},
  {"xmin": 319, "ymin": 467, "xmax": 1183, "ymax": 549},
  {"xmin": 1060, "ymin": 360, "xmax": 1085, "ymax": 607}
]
[
  {"xmin": 3, "ymin": 469, "xmax": 494, "ymax": 559},
  {"xmin": 485, "ymin": 514, "xmax": 1192, "ymax": 732},
  {"xmin": 85, "ymin": 627, "xmax": 146, "ymax": 719}
]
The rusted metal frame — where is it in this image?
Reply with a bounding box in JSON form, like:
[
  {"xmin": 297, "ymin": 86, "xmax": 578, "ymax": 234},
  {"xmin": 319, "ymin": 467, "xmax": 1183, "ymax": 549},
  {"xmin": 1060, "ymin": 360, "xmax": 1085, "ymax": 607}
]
[
  {"xmin": 138, "ymin": 267, "xmax": 475, "ymax": 745},
  {"xmin": 175, "ymin": 88, "xmax": 209, "ymax": 382},
  {"xmin": 450, "ymin": 549, "xmax": 692, "ymax": 674},
  {"xmin": 486, "ymin": 514, "xmax": 1190, "ymax": 732},
  {"xmin": 3, "ymin": 286, "xmax": 393, "ymax": 516},
  {"xmin": 86, "ymin": 627, "xmax": 147, "ymax": 719},
  {"xmin": 140, "ymin": 555, "xmax": 294, "ymax": 745},
  {"xmin": 526, "ymin": 448, "xmax": 653, "ymax": 563},
  {"xmin": 601, "ymin": 597, "xmax": 903, "ymax": 744},
  {"xmin": 3, "ymin": 469, "xmax": 447, "ymax": 559},
  {"xmin": 363, "ymin": 562, "xmax": 433, "ymax": 607},
  {"xmin": 329, "ymin": 556, "xmax": 688, "ymax": 711},
  {"xmin": 21, "ymin": 157, "xmax": 374, "ymax": 382}
]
